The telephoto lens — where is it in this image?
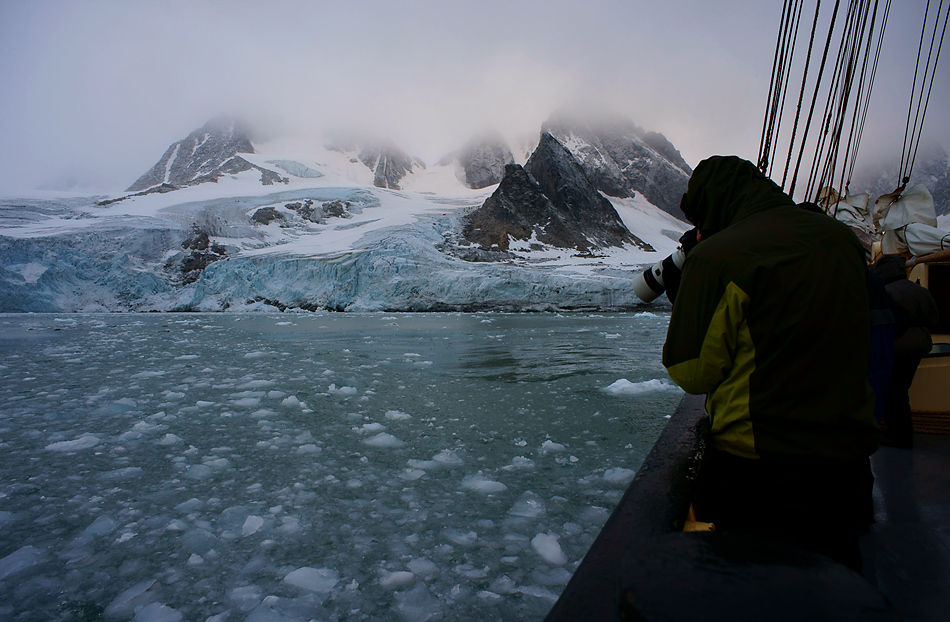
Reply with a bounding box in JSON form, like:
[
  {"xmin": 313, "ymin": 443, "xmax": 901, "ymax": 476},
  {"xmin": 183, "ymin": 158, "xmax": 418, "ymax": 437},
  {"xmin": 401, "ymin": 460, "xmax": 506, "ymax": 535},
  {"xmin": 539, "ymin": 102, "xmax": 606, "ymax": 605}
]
[
  {"xmin": 631, "ymin": 228, "xmax": 698, "ymax": 303},
  {"xmin": 631, "ymin": 248, "xmax": 686, "ymax": 303}
]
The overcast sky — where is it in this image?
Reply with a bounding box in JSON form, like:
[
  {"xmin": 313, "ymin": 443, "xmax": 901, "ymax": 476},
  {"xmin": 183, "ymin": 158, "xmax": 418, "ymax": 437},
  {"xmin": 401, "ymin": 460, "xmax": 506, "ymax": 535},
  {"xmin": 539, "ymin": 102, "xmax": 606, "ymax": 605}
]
[{"xmin": 1, "ymin": 0, "xmax": 947, "ymax": 195}]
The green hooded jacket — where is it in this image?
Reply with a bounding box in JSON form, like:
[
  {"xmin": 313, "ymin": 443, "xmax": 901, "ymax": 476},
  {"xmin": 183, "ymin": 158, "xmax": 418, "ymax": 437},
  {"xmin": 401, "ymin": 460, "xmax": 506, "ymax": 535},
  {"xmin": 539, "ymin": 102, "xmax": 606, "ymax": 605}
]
[{"xmin": 663, "ymin": 156, "xmax": 879, "ymax": 460}]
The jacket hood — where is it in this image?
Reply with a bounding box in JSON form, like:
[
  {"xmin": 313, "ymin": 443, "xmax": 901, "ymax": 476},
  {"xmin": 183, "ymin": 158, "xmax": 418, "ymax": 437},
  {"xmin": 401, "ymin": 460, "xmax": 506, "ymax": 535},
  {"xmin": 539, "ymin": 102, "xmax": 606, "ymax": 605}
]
[
  {"xmin": 682, "ymin": 156, "xmax": 795, "ymax": 235},
  {"xmin": 872, "ymin": 254, "xmax": 907, "ymax": 284}
]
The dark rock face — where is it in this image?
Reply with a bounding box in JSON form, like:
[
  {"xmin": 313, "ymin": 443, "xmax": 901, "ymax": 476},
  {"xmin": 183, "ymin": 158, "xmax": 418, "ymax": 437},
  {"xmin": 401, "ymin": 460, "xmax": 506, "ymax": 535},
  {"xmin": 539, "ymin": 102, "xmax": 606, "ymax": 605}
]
[
  {"xmin": 173, "ymin": 227, "xmax": 227, "ymax": 284},
  {"xmin": 463, "ymin": 163, "xmax": 584, "ymax": 251},
  {"xmin": 444, "ymin": 132, "xmax": 515, "ymax": 189},
  {"xmin": 327, "ymin": 137, "xmax": 425, "ymax": 190},
  {"xmin": 251, "ymin": 207, "xmax": 284, "ymax": 225},
  {"xmin": 127, "ymin": 118, "xmax": 287, "ymax": 192},
  {"xmin": 525, "ymin": 133, "xmax": 652, "ymax": 250},
  {"xmin": 542, "ymin": 112, "xmax": 692, "ymax": 219},
  {"xmin": 461, "ymin": 135, "xmax": 654, "ymax": 254}
]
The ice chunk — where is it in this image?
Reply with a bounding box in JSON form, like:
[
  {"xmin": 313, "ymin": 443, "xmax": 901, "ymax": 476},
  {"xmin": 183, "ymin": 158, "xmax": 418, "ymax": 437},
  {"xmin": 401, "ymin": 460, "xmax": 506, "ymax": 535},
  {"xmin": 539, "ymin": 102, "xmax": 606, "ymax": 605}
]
[
  {"xmin": 477, "ymin": 590, "xmax": 503, "ymax": 603},
  {"xmin": 328, "ymin": 384, "xmax": 357, "ymax": 396},
  {"xmin": 0, "ymin": 545, "xmax": 45, "ymax": 580},
  {"xmin": 243, "ymin": 515, "xmax": 264, "ymax": 536},
  {"xmin": 539, "ymin": 440, "xmax": 565, "ymax": 453},
  {"xmin": 132, "ymin": 602, "xmax": 182, "ymax": 622},
  {"xmin": 104, "ymin": 579, "xmax": 161, "ymax": 619},
  {"xmin": 531, "ymin": 532, "xmax": 568, "ymax": 565},
  {"xmin": 409, "ymin": 449, "xmax": 464, "ymax": 469},
  {"xmin": 400, "ymin": 468, "xmax": 426, "ymax": 480},
  {"xmin": 132, "ymin": 371, "xmax": 165, "ymax": 379},
  {"xmin": 46, "ymin": 433, "xmax": 99, "ymax": 452},
  {"xmin": 82, "ymin": 515, "xmax": 117, "ymax": 537},
  {"xmin": 393, "ymin": 583, "xmax": 442, "ymax": 622},
  {"xmin": 406, "ymin": 558, "xmax": 438, "ymax": 577},
  {"xmin": 228, "ymin": 585, "xmax": 263, "ymax": 612},
  {"xmin": 297, "ymin": 444, "xmax": 321, "ymax": 454},
  {"xmin": 443, "ymin": 528, "xmax": 478, "ymax": 546},
  {"xmin": 232, "ymin": 397, "xmax": 261, "ymax": 408},
  {"xmin": 604, "ymin": 378, "xmax": 677, "ymax": 395},
  {"xmin": 364, "ymin": 433, "xmax": 405, "ymax": 448},
  {"xmin": 379, "ymin": 569, "xmax": 415, "ymax": 589},
  {"xmin": 239, "ymin": 379, "xmax": 276, "ymax": 389},
  {"xmin": 604, "ymin": 467, "xmax": 636, "ymax": 485},
  {"xmin": 531, "ymin": 567, "xmax": 572, "ymax": 585},
  {"xmin": 385, "ymin": 409, "xmax": 412, "ymax": 420},
  {"xmin": 180, "ymin": 528, "xmax": 218, "ymax": 554},
  {"xmin": 518, "ymin": 584, "xmax": 560, "ymax": 602},
  {"xmin": 100, "ymin": 467, "xmax": 144, "ymax": 481},
  {"xmin": 433, "ymin": 449, "xmax": 463, "ymax": 465},
  {"xmin": 283, "ymin": 567, "xmax": 340, "ymax": 592},
  {"xmin": 489, "ymin": 575, "xmax": 518, "ymax": 594},
  {"xmin": 157, "ymin": 434, "xmax": 184, "ymax": 445},
  {"xmin": 357, "ymin": 422, "xmax": 386, "ymax": 433},
  {"xmin": 184, "ymin": 464, "xmax": 214, "ymax": 479},
  {"xmin": 174, "ymin": 498, "xmax": 204, "ymax": 512},
  {"xmin": 508, "ymin": 492, "xmax": 546, "ymax": 518},
  {"xmin": 503, "ymin": 456, "xmax": 535, "ymax": 470},
  {"xmin": 461, "ymin": 474, "xmax": 507, "ymax": 493}
]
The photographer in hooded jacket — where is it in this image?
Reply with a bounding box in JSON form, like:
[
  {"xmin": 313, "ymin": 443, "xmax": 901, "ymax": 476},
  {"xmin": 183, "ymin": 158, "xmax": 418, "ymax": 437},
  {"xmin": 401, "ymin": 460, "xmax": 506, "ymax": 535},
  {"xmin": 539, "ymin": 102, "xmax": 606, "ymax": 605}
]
[{"xmin": 661, "ymin": 156, "xmax": 880, "ymax": 572}]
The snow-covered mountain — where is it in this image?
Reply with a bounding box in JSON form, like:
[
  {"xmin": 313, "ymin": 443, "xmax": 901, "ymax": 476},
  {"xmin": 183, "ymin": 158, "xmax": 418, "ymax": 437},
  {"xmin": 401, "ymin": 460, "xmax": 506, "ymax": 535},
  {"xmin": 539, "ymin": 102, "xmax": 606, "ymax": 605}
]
[
  {"xmin": 325, "ymin": 134, "xmax": 426, "ymax": 191},
  {"xmin": 0, "ymin": 116, "xmax": 690, "ymax": 313},
  {"xmin": 460, "ymin": 133, "xmax": 654, "ymax": 256},
  {"xmin": 437, "ymin": 131, "xmax": 515, "ymax": 189},
  {"xmin": 543, "ymin": 110, "xmax": 692, "ymax": 219},
  {"xmin": 126, "ymin": 118, "xmax": 288, "ymax": 194}
]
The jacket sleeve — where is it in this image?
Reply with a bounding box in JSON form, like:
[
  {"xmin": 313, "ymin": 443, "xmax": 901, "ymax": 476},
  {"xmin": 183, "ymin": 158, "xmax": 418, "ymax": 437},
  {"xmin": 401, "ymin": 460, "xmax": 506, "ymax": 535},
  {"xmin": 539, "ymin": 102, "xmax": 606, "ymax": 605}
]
[{"xmin": 662, "ymin": 256, "xmax": 751, "ymax": 395}]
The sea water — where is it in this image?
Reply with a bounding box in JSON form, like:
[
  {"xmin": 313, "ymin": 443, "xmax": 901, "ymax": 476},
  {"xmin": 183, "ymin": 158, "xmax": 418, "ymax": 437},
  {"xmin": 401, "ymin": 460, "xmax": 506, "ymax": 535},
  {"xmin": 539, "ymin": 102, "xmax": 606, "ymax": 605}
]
[{"xmin": 0, "ymin": 312, "xmax": 682, "ymax": 621}]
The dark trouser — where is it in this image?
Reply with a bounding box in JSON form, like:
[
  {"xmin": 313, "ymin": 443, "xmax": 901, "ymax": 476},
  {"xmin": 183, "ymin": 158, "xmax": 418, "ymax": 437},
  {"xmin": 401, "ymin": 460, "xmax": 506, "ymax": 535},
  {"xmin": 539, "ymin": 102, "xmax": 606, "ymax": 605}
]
[
  {"xmin": 694, "ymin": 448, "xmax": 874, "ymax": 574},
  {"xmin": 882, "ymin": 352, "xmax": 923, "ymax": 448}
]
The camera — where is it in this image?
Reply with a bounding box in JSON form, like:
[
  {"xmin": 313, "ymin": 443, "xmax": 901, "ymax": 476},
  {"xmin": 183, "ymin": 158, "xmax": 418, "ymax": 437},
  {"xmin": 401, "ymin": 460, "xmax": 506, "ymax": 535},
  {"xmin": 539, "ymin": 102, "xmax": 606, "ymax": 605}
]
[
  {"xmin": 631, "ymin": 228, "xmax": 698, "ymax": 304},
  {"xmin": 632, "ymin": 248, "xmax": 686, "ymax": 303}
]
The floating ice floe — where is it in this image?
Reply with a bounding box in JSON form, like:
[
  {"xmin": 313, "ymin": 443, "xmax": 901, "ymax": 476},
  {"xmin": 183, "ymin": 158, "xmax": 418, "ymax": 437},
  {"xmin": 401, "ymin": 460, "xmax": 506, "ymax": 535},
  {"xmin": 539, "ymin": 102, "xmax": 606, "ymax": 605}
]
[
  {"xmin": 328, "ymin": 384, "xmax": 357, "ymax": 396},
  {"xmin": 539, "ymin": 440, "xmax": 566, "ymax": 453},
  {"xmin": 603, "ymin": 378, "xmax": 678, "ymax": 395},
  {"xmin": 379, "ymin": 569, "xmax": 415, "ymax": 590},
  {"xmin": 242, "ymin": 515, "xmax": 264, "ymax": 536},
  {"xmin": 283, "ymin": 567, "xmax": 340, "ymax": 592},
  {"xmin": 407, "ymin": 449, "xmax": 464, "ymax": 469},
  {"xmin": 0, "ymin": 545, "xmax": 46, "ymax": 581},
  {"xmin": 363, "ymin": 432, "xmax": 405, "ymax": 448},
  {"xmin": 531, "ymin": 532, "xmax": 568, "ymax": 565},
  {"xmin": 503, "ymin": 456, "xmax": 536, "ymax": 470},
  {"xmin": 461, "ymin": 474, "xmax": 507, "ymax": 493},
  {"xmin": 604, "ymin": 467, "xmax": 636, "ymax": 485},
  {"xmin": 385, "ymin": 409, "xmax": 412, "ymax": 420},
  {"xmin": 45, "ymin": 433, "xmax": 99, "ymax": 452}
]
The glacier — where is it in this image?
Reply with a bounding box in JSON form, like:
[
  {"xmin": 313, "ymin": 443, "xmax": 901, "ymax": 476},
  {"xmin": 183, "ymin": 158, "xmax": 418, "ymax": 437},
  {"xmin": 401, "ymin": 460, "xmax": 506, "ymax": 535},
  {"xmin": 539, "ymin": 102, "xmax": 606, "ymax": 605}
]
[{"xmin": 0, "ymin": 142, "xmax": 688, "ymax": 314}]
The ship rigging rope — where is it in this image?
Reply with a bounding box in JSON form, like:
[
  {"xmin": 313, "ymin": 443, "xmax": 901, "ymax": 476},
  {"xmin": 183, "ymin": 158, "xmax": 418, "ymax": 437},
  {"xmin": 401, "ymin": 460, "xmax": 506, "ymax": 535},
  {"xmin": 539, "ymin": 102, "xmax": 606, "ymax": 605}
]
[
  {"xmin": 759, "ymin": 0, "xmax": 896, "ymax": 201},
  {"xmin": 805, "ymin": 0, "xmax": 882, "ymax": 202},
  {"xmin": 900, "ymin": 0, "xmax": 949, "ymax": 186}
]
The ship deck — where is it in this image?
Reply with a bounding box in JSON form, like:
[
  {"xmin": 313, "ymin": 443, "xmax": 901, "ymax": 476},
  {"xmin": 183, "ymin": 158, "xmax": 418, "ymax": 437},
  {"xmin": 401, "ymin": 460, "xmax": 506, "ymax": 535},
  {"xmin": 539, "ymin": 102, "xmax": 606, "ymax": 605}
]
[{"xmin": 861, "ymin": 432, "xmax": 950, "ymax": 621}]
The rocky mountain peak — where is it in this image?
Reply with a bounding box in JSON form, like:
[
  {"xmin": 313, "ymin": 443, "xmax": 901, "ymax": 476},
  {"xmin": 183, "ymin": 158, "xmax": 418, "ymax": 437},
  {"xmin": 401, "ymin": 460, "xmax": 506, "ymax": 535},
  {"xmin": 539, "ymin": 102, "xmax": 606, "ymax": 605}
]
[
  {"xmin": 541, "ymin": 110, "xmax": 691, "ymax": 218},
  {"xmin": 438, "ymin": 130, "xmax": 515, "ymax": 189},
  {"xmin": 325, "ymin": 134, "xmax": 425, "ymax": 190},
  {"xmin": 460, "ymin": 132, "xmax": 654, "ymax": 256},
  {"xmin": 127, "ymin": 117, "xmax": 285, "ymax": 193}
]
